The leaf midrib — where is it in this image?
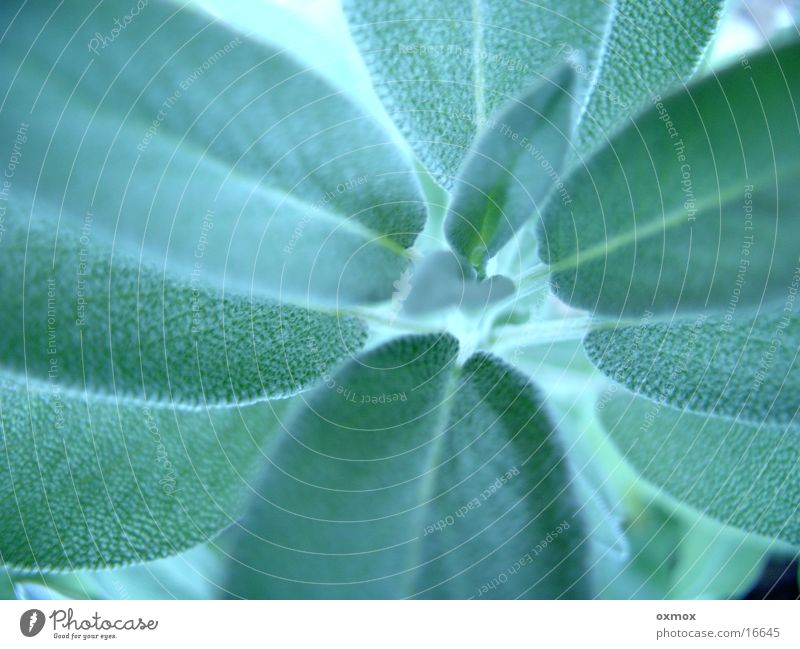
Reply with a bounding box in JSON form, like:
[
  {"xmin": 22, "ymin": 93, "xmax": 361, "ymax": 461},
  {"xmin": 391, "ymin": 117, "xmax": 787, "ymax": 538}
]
[
  {"xmin": 548, "ymin": 161, "xmax": 800, "ymax": 277},
  {"xmin": 403, "ymin": 360, "xmax": 461, "ymax": 595}
]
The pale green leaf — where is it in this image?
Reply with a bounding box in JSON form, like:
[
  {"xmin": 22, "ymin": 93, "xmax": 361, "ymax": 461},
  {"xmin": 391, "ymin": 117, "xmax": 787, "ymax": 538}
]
[
  {"xmin": 445, "ymin": 67, "xmax": 575, "ymax": 271},
  {"xmin": 590, "ymin": 499, "xmax": 767, "ymax": 599},
  {"xmin": 0, "ymin": 204, "xmax": 363, "ymax": 568},
  {"xmin": 344, "ymin": 1, "xmax": 722, "ymax": 188},
  {"xmin": 590, "ymin": 501, "xmax": 689, "ymax": 599},
  {"xmin": 223, "ymin": 335, "xmax": 588, "ymax": 598},
  {"xmin": 344, "ymin": 0, "xmax": 606, "ymax": 188},
  {"xmin": 576, "ymin": 0, "xmax": 724, "ymax": 153},
  {"xmin": 0, "ymin": 568, "xmax": 13, "ymax": 599},
  {"xmin": 0, "ymin": 208, "xmax": 366, "ymax": 405},
  {"xmin": 585, "ymin": 310, "xmax": 800, "ymax": 425},
  {"xmin": 600, "ymin": 390, "xmax": 800, "ymax": 546},
  {"xmin": 0, "ymin": 379, "xmax": 290, "ymax": 569},
  {"xmin": 540, "ymin": 40, "xmax": 800, "ymax": 316},
  {"xmin": 0, "ymin": 0, "xmax": 424, "ymax": 305}
]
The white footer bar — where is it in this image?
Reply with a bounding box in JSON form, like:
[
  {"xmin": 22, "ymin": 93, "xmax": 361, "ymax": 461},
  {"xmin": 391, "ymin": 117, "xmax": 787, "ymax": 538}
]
[{"xmin": 2, "ymin": 600, "xmax": 797, "ymax": 647}]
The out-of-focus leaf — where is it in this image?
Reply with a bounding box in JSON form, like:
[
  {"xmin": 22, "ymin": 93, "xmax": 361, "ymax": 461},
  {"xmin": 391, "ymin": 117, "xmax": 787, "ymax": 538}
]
[
  {"xmin": 223, "ymin": 335, "xmax": 588, "ymax": 598},
  {"xmin": 668, "ymin": 514, "xmax": 769, "ymax": 599},
  {"xmin": 600, "ymin": 390, "xmax": 800, "ymax": 546},
  {"xmin": 401, "ymin": 250, "xmax": 514, "ymax": 316},
  {"xmin": 445, "ymin": 67, "xmax": 575, "ymax": 271},
  {"xmin": 0, "ymin": 568, "xmax": 14, "ymax": 599}
]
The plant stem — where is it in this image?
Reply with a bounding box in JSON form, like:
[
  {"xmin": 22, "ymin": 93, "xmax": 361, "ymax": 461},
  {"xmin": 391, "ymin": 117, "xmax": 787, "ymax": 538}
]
[
  {"xmin": 492, "ymin": 316, "xmax": 595, "ymax": 350},
  {"xmin": 516, "ymin": 262, "xmax": 551, "ymax": 288},
  {"xmin": 339, "ymin": 306, "xmax": 441, "ymax": 334}
]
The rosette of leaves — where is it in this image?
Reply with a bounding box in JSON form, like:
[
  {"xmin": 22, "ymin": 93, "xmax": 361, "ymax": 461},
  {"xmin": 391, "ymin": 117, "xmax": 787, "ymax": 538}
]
[{"xmin": 2, "ymin": 0, "xmax": 798, "ymax": 600}]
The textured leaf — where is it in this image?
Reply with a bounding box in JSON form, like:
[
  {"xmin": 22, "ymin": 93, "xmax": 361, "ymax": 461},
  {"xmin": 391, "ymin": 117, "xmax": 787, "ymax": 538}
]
[
  {"xmin": 445, "ymin": 67, "xmax": 575, "ymax": 271},
  {"xmin": 344, "ymin": 0, "xmax": 606, "ymax": 188},
  {"xmin": 0, "ymin": 0, "xmax": 424, "ymax": 305},
  {"xmin": 0, "ymin": 208, "xmax": 366, "ymax": 405},
  {"xmin": 344, "ymin": 1, "xmax": 722, "ymax": 188},
  {"xmin": 541, "ymin": 40, "xmax": 800, "ymax": 316},
  {"xmin": 0, "ymin": 203, "xmax": 364, "ymax": 568},
  {"xmin": 576, "ymin": 0, "xmax": 723, "ymax": 153},
  {"xmin": 0, "ymin": 379, "xmax": 291, "ymax": 569},
  {"xmin": 600, "ymin": 390, "xmax": 800, "ymax": 546},
  {"xmin": 223, "ymin": 335, "xmax": 588, "ymax": 598},
  {"xmin": 0, "ymin": 2, "xmax": 376, "ymax": 568},
  {"xmin": 585, "ymin": 308, "xmax": 800, "ymax": 425}
]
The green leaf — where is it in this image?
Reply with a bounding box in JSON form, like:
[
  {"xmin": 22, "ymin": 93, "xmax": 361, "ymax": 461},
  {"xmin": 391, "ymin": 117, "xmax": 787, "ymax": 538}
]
[
  {"xmin": 344, "ymin": 0, "xmax": 607, "ymax": 189},
  {"xmin": 58, "ymin": 543, "xmax": 225, "ymax": 599},
  {"xmin": 0, "ymin": 209, "xmax": 366, "ymax": 405},
  {"xmin": 0, "ymin": 0, "xmax": 424, "ymax": 306},
  {"xmin": 223, "ymin": 335, "xmax": 588, "ymax": 598},
  {"xmin": 0, "ymin": 1, "xmax": 377, "ymax": 569},
  {"xmin": 445, "ymin": 67, "xmax": 575, "ymax": 271},
  {"xmin": 0, "ymin": 567, "xmax": 13, "ymax": 599},
  {"xmin": 540, "ymin": 40, "xmax": 800, "ymax": 316},
  {"xmin": 344, "ymin": 1, "xmax": 722, "ymax": 188},
  {"xmin": 0, "ymin": 205, "xmax": 364, "ymax": 568},
  {"xmin": 0, "ymin": 379, "xmax": 291, "ymax": 569},
  {"xmin": 585, "ymin": 309, "xmax": 800, "ymax": 425},
  {"xmin": 576, "ymin": 0, "xmax": 724, "ymax": 153},
  {"xmin": 600, "ymin": 390, "xmax": 800, "ymax": 546}
]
